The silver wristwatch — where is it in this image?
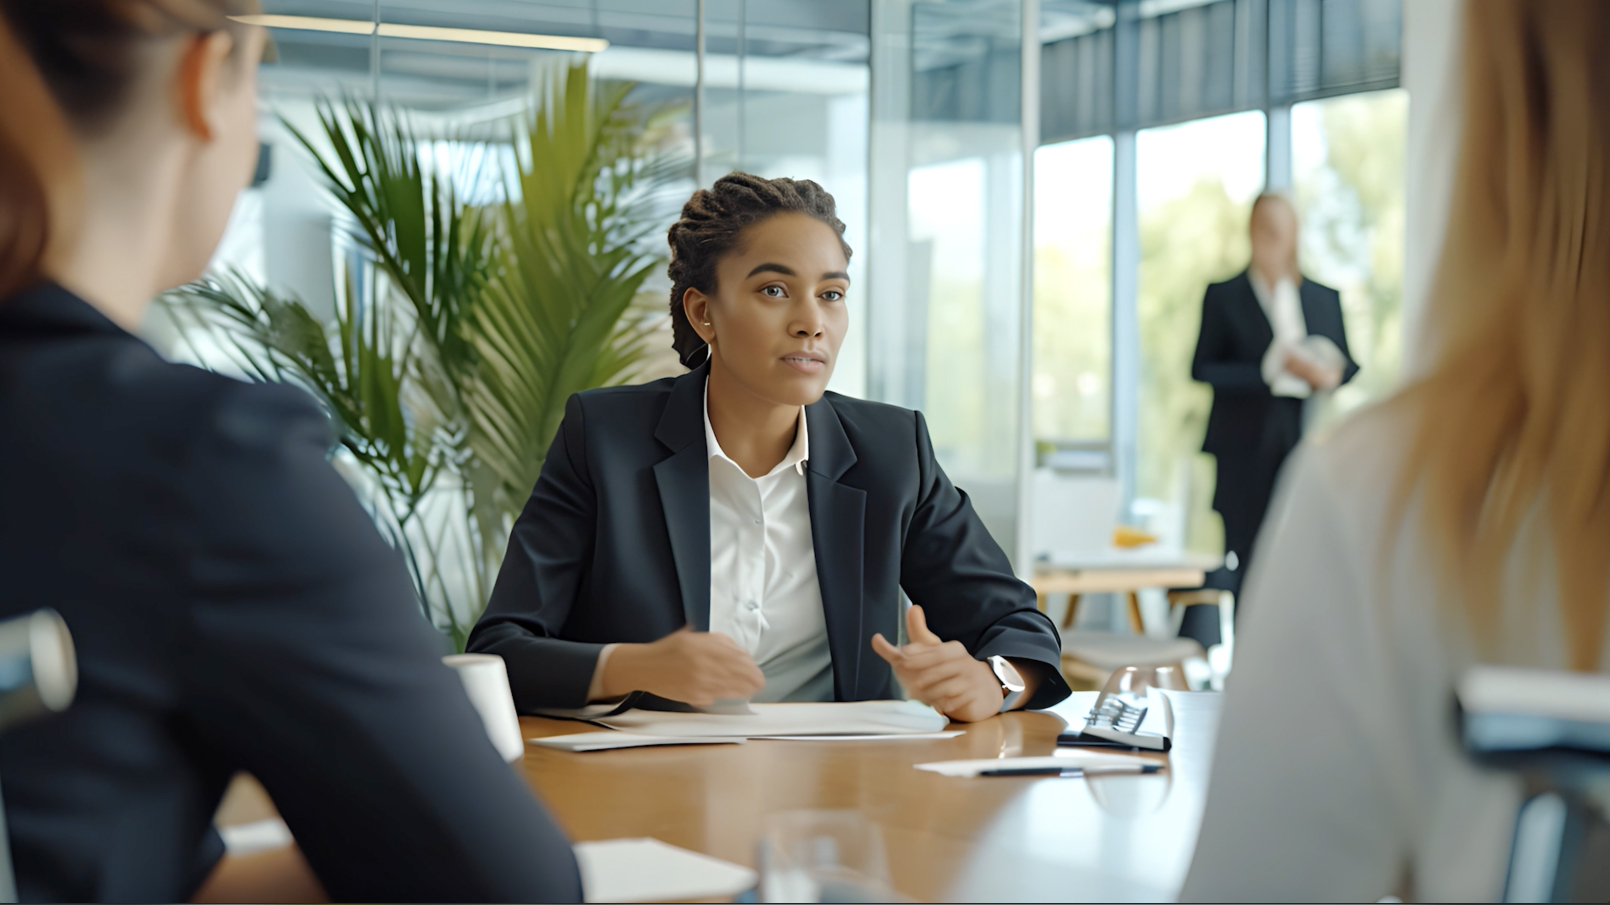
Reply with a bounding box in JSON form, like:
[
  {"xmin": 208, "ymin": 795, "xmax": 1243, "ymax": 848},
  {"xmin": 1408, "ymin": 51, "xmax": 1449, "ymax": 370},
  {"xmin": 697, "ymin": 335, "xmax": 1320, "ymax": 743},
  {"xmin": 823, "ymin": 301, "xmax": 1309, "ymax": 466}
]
[{"xmin": 988, "ymin": 655, "xmax": 1027, "ymax": 713}]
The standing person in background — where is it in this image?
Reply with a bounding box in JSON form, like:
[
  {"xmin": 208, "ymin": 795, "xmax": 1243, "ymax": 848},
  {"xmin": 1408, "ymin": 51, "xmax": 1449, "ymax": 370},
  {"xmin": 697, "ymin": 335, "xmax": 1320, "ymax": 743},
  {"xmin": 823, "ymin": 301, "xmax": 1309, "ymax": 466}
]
[
  {"xmin": 0, "ymin": 2, "xmax": 579, "ymax": 901},
  {"xmin": 1190, "ymin": 193, "xmax": 1357, "ymax": 602},
  {"xmin": 1182, "ymin": 1, "xmax": 1610, "ymax": 900}
]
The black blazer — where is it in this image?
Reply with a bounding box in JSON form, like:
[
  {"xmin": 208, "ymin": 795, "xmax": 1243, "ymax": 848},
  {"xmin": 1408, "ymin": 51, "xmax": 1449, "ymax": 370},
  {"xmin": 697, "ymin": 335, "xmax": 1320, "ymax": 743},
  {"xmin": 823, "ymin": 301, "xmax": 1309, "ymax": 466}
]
[
  {"xmin": 470, "ymin": 363, "xmax": 1069, "ymax": 712},
  {"xmin": 0, "ymin": 284, "xmax": 580, "ymax": 903},
  {"xmin": 1191, "ymin": 270, "xmax": 1358, "ymax": 459}
]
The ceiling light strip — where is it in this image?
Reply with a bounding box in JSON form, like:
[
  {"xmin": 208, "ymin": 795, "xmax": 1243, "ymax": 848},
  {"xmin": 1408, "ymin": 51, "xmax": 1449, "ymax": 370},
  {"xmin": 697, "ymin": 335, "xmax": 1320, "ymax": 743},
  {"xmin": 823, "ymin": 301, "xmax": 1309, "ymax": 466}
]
[
  {"xmin": 231, "ymin": 14, "xmax": 608, "ymax": 53},
  {"xmin": 233, "ymin": 14, "xmax": 373, "ymax": 35}
]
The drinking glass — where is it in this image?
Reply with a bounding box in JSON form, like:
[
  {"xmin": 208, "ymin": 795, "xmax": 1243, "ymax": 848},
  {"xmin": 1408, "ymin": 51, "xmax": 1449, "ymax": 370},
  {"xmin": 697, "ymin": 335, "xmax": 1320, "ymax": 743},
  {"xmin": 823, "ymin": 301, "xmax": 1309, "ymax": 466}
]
[
  {"xmin": 1101, "ymin": 663, "xmax": 1188, "ymax": 699},
  {"xmin": 759, "ymin": 810, "xmax": 902, "ymax": 903}
]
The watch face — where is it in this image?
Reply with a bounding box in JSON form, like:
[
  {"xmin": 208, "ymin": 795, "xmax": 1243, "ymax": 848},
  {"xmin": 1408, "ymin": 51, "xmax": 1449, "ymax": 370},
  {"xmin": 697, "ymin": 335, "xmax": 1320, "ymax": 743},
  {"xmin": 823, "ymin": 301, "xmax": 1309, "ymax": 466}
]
[{"xmin": 991, "ymin": 656, "xmax": 1027, "ymax": 693}]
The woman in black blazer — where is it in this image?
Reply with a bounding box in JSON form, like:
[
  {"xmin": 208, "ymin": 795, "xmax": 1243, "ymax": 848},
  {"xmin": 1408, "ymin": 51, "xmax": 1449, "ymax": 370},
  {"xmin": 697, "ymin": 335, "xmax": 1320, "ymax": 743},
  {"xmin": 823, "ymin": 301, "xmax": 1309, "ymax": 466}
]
[
  {"xmin": 470, "ymin": 174, "xmax": 1069, "ymax": 721},
  {"xmin": 1191, "ymin": 194, "xmax": 1359, "ymax": 598},
  {"xmin": 0, "ymin": 4, "xmax": 576, "ymax": 902}
]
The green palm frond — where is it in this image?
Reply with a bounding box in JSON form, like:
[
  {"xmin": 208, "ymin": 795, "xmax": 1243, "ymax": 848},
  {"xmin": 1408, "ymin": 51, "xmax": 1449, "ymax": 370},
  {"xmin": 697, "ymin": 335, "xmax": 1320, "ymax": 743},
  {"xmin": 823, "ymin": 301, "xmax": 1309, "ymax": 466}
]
[
  {"xmin": 283, "ymin": 99, "xmax": 492, "ymax": 378},
  {"xmin": 466, "ymin": 63, "xmax": 677, "ymax": 516},
  {"xmin": 162, "ymin": 270, "xmax": 444, "ymax": 518},
  {"xmin": 163, "ymin": 62, "xmax": 680, "ymax": 648}
]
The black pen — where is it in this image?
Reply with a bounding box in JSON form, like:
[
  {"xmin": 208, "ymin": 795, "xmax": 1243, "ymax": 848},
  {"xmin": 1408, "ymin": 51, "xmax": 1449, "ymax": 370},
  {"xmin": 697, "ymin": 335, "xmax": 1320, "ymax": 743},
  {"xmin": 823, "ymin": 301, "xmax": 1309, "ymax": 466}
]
[{"xmin": 977, "ymin": 763, "xmax": 1163, "ymax": 777}]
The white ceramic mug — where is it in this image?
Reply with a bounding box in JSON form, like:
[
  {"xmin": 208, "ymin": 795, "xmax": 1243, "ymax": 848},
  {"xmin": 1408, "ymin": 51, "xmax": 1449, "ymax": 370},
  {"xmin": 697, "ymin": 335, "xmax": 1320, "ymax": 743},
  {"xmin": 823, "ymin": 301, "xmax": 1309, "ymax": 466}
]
[{"xmin": 442, "ymin": 653, "xmax": 525, "ymax": 763}]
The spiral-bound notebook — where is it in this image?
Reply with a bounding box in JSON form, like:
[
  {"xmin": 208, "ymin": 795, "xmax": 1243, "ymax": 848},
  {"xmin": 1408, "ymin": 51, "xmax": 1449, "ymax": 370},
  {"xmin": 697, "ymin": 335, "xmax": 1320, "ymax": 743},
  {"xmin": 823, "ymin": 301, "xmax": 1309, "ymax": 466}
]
[{"xmin": 1060, "ymin": 690, "xmax": 1174, "ymax": 751}]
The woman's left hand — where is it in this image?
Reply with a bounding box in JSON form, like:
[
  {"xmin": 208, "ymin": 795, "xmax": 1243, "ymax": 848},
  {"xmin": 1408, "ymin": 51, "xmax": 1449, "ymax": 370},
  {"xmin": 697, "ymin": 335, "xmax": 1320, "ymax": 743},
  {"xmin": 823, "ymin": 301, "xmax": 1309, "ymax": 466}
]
[{"xmin": 871, "ymin": 605, "xmax": 1003, "ymax": 723}]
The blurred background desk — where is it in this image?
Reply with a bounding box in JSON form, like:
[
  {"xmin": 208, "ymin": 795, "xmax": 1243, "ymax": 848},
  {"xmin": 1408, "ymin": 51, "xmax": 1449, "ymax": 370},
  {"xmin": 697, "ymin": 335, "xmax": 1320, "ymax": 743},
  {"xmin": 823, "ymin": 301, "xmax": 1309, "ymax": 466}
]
[
  {"xmin": 1031, "ymin": 553, "xmax": 1221, "ymax": 633},
  {"xmin": 518, "ymin": 691, "xmax": 1222, "ymax": 903},
  {"xmin": 1031, "ymin": 555, "xmax": 1227, "ymax": 691}
]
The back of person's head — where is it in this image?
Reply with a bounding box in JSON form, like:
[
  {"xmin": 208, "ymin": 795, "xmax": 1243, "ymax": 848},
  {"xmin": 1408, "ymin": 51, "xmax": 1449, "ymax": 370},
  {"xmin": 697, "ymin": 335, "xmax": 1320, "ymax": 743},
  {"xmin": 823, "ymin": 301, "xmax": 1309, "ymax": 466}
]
[
  {"xmin": 1399, "ymin": 0, "xmax": 1610, "ymax": 669},
  {"xmin": 0, "ymin": 0, "xmax": 260, "ymax": 302},
  {"xmin": 666, "ymin": 172, "xmax": 851, "ymax": 368}
]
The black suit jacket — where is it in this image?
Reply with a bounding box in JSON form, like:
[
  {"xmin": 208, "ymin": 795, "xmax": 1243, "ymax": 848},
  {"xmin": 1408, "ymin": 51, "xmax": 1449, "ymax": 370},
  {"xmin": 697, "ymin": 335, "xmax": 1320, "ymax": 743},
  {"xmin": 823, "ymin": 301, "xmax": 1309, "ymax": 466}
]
[
  {"xmin": 0, "ymin": 284, "xmax": 580, "ymax": 903},
  {"xmin": 1191, "ymin": 270, "xmax": 1358, "ymax": 461},
  {"xmin": 469, "ymin": 363, "xmax": 1069, "ymax": 712}
]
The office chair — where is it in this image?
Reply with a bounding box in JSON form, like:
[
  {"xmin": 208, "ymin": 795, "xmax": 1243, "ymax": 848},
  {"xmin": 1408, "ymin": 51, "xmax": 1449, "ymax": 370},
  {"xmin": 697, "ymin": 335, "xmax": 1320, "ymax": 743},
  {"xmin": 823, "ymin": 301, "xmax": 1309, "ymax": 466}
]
[
  {"xmin": 1459, "ymin": 666, "xmax": 1610, "ymax": 903},
  {"xmin": 0, "ymin": 610, "xmax": 78, "ymax": 903}
]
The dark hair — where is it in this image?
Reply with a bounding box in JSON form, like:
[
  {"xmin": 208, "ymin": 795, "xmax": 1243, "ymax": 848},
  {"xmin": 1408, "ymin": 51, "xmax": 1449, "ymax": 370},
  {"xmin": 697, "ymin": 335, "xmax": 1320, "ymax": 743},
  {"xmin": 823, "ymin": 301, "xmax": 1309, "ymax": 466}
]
[
  {"xmin": 666, "ymin": 172, "xmax": 852, "ymax": 368},
  {"xmin": 0, "ymin": 0, "xmax": 255, "ymax": 300}
]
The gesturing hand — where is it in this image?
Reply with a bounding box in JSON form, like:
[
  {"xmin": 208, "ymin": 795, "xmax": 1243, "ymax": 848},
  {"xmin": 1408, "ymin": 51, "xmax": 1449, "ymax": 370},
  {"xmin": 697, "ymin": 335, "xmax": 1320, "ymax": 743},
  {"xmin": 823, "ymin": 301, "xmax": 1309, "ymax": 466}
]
[
  {"xmin": 602, "ymin": 628, "xmax": 766, "ymax": 706},
  {"xmin": 871, "ymin": 605, "xmax": 1003, "ymax": 723}
]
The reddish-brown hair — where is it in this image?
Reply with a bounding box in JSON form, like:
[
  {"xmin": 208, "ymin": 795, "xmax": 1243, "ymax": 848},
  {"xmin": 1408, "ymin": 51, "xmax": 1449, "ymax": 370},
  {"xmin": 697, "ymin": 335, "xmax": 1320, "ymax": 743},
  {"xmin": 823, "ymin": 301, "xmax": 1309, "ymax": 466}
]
[
  {"xmin": 0, "ymin": 0, "xmax": 253, "ymax": 299},
  {"xmin": 0, "ymin": 12, "xmax": 76, "ymax": 299}
]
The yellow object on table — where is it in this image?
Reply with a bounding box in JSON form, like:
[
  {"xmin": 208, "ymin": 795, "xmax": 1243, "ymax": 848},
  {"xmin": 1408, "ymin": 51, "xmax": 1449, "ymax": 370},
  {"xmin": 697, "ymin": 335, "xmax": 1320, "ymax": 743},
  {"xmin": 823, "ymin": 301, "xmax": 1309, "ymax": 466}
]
[{"xmin": 1112, "ymin": 525, "xmax": 1158, "ymax": 548}]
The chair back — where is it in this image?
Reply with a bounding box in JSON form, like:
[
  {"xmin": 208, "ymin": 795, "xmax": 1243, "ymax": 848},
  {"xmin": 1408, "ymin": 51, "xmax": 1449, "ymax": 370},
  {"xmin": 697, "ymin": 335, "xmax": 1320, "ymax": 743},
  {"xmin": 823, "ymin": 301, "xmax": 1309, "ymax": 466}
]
[
  {"xmin": 0, "ymin": 609, "xmax": 78, "ymax": 903},
  {"xmin": 1459, "ymin": 666, "xmax": 1610, "ymax": 903}
]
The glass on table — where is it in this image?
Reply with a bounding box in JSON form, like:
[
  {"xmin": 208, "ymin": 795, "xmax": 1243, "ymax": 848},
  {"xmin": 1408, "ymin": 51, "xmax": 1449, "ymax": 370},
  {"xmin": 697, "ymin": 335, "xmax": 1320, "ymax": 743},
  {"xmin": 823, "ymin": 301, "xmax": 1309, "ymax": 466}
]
[
  {"xmin": 1069, "ymin": 664, "xmax": 1183, "ymax": 750},
  {"xmin": 1077, "ymin": 665, "xmax": 1181, "ymax": 816},
  {"xmin": 758, "ymin": 809, "xmax": 903, "ymax": 903},
  {"xmin": 1098, "ymin": 663, "xmax": 1187, "ymax": 710}
]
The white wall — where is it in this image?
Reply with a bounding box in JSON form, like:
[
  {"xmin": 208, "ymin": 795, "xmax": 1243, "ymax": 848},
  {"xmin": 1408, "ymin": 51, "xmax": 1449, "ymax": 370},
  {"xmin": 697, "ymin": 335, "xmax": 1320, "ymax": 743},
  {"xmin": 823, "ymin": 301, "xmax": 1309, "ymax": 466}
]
[{"xmin": 1400, "ymin": 0, "xmax": 1463, "ymax": 378}]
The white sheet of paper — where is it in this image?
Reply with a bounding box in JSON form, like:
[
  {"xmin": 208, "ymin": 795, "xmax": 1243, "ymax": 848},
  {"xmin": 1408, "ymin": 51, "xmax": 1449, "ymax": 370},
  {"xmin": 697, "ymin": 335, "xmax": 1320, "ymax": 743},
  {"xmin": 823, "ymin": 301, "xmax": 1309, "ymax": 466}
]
[
  {"xmin": 915, "ymin": 751, "xmax": 1152, "ymax": 777},
  {"xmin": 751, "ymin": 730, "xmax": 965, "ymax": 741},
  {"xmin": 528, "ymin": 732, "xmax": 745, "ymax": 752},
  {"xmin": 575, "ymin": 837, "xmax": 757, "ymax": 903},
  {"xmin": 593, "ymin": 699, "xmax": 949, "ymax": 738}
]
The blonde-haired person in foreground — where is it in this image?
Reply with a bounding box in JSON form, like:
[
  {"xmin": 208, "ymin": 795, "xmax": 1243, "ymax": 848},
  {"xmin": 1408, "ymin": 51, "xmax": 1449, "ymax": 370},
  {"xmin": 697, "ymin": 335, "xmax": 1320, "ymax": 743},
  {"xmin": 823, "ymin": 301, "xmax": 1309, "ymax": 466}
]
[{"xmin": 1181, "ymin": 2, "xmax": 1610, "ymax": 901}]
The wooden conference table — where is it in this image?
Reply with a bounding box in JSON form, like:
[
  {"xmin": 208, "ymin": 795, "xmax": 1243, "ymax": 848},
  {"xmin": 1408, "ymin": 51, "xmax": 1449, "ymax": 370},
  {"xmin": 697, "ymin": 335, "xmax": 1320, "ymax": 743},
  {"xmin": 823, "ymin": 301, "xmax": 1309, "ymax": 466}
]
[{"xmin": 519, "ymin": 691, "xmax": 1223, "ymax": 902}]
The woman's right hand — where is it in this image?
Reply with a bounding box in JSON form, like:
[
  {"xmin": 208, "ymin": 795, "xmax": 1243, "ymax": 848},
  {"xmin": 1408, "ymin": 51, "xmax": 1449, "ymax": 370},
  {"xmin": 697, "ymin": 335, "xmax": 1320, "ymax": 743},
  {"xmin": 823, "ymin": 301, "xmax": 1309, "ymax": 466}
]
[
  {"xmin": 600, "ymin": 628, "xmax": 766, "ymax": 706},
  {"xmin": 1284, "ymin": 349, "xmax": 1341, "ymax": 390}
]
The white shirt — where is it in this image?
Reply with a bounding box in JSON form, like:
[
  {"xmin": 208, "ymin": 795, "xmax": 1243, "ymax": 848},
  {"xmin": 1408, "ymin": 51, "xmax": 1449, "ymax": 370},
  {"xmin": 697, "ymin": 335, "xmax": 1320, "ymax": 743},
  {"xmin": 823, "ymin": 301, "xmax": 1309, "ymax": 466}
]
[
  {"xmin": 587, "ymin": 382, "xmax": 832, "ymax": 704},
  {"xmin": 1249, "ymin": 270, "xmax": 1344, "ymax": 398},
  {"xmin": 701, "ymin": 381, "xmax": 832, "ymax": 702},
  {"xmin": 1180, "ymin": 403, "xmax": 1604, "ymax": 901}
]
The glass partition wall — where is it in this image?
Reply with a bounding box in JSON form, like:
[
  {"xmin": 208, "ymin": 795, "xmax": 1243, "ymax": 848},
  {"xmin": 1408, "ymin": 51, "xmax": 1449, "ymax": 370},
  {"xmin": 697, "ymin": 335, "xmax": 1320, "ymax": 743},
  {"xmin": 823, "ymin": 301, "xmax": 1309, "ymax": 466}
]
[
  {"xmin": 213, "ymin": 1, "xmax": 872, "ymax": 392},
  {"xmin": 868, "ymin": 0, "xmax": 1038, "ymax": 567},
  {"xmin": 191, "ymin": 0, "xmax": 1404, "ymax": 590}
]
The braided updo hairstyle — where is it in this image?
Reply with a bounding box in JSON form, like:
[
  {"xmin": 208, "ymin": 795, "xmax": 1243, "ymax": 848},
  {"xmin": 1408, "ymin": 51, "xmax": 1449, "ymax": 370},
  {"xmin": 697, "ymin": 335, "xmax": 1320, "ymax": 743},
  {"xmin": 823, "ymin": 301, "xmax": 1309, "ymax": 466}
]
[{"xmin": 666, "ymin": 172, "xmax": 852, "ymax": 368}]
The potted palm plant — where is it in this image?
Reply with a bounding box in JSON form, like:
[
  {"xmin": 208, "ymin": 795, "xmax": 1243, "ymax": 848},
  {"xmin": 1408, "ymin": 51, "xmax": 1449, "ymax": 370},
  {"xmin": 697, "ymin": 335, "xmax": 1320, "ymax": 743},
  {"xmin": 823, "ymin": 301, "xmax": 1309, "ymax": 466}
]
[{"xmin": 164, "ymin": 63, "xmax": 683, "ymax": 648}]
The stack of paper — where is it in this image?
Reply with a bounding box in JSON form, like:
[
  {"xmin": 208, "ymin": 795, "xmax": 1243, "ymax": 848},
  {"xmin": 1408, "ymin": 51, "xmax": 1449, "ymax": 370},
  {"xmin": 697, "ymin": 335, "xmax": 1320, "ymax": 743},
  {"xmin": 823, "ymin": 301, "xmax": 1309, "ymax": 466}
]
[
  {"xmin": 589, "ymin": 699, "xmax": 950, "ymax": 738},
  {"xmin": 574, "ymin": 838, "xmax": 756, "ymax": 903},
  {"xmin": 529, "ymin": 732, "xmax": 744, "ymax": 752}
]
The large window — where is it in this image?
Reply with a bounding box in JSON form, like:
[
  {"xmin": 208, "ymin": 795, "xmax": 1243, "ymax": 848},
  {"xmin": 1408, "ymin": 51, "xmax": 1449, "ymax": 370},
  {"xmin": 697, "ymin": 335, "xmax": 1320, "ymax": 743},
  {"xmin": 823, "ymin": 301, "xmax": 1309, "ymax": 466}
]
[
  {"xmin": 1135, "ymin": 110, "xmax": 1265, "ymax": 553},
  {"xmin": 1033, "ymin": 136, "xmax": 1113, "ymax": 444},
  {"xmin": 1291, "ymin": 88, "xmax": 1408, "ymax": 425}
]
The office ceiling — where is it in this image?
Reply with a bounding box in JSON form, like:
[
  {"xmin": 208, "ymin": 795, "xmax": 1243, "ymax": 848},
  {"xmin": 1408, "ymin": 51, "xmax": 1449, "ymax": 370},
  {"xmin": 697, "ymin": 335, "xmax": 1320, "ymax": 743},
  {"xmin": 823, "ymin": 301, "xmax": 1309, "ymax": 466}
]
[
  {"xmin": 256, "ymin": 1, "xmax": 1119, "ymax": 109},
  {"xmin": 258, "ymin": 0, "xmax": 871, "ymax": 107}
]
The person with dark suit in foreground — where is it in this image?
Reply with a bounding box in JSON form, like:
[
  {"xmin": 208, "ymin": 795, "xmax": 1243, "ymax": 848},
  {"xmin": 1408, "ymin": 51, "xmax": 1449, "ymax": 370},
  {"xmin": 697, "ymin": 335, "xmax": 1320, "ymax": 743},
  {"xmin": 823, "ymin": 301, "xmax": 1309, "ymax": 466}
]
[
  {"xmin": 1190, "ymin": 193, "xmax": 1358, "ymax": 600},
  {"xmin": 0, "ymin": 2, "xmax": 578, "ymax": 902},
  {"xmin": 470, "ymin": 174, "xmax": 1069, "ymax": 721}
]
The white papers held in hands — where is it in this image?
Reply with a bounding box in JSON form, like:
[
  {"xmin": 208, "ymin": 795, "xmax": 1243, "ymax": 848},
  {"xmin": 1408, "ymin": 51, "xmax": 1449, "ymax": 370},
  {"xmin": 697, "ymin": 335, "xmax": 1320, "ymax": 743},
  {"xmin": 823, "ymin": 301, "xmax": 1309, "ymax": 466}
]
[{"xmin": 574, "ymin": 838, "xmax": 756, "ymax": 903}]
